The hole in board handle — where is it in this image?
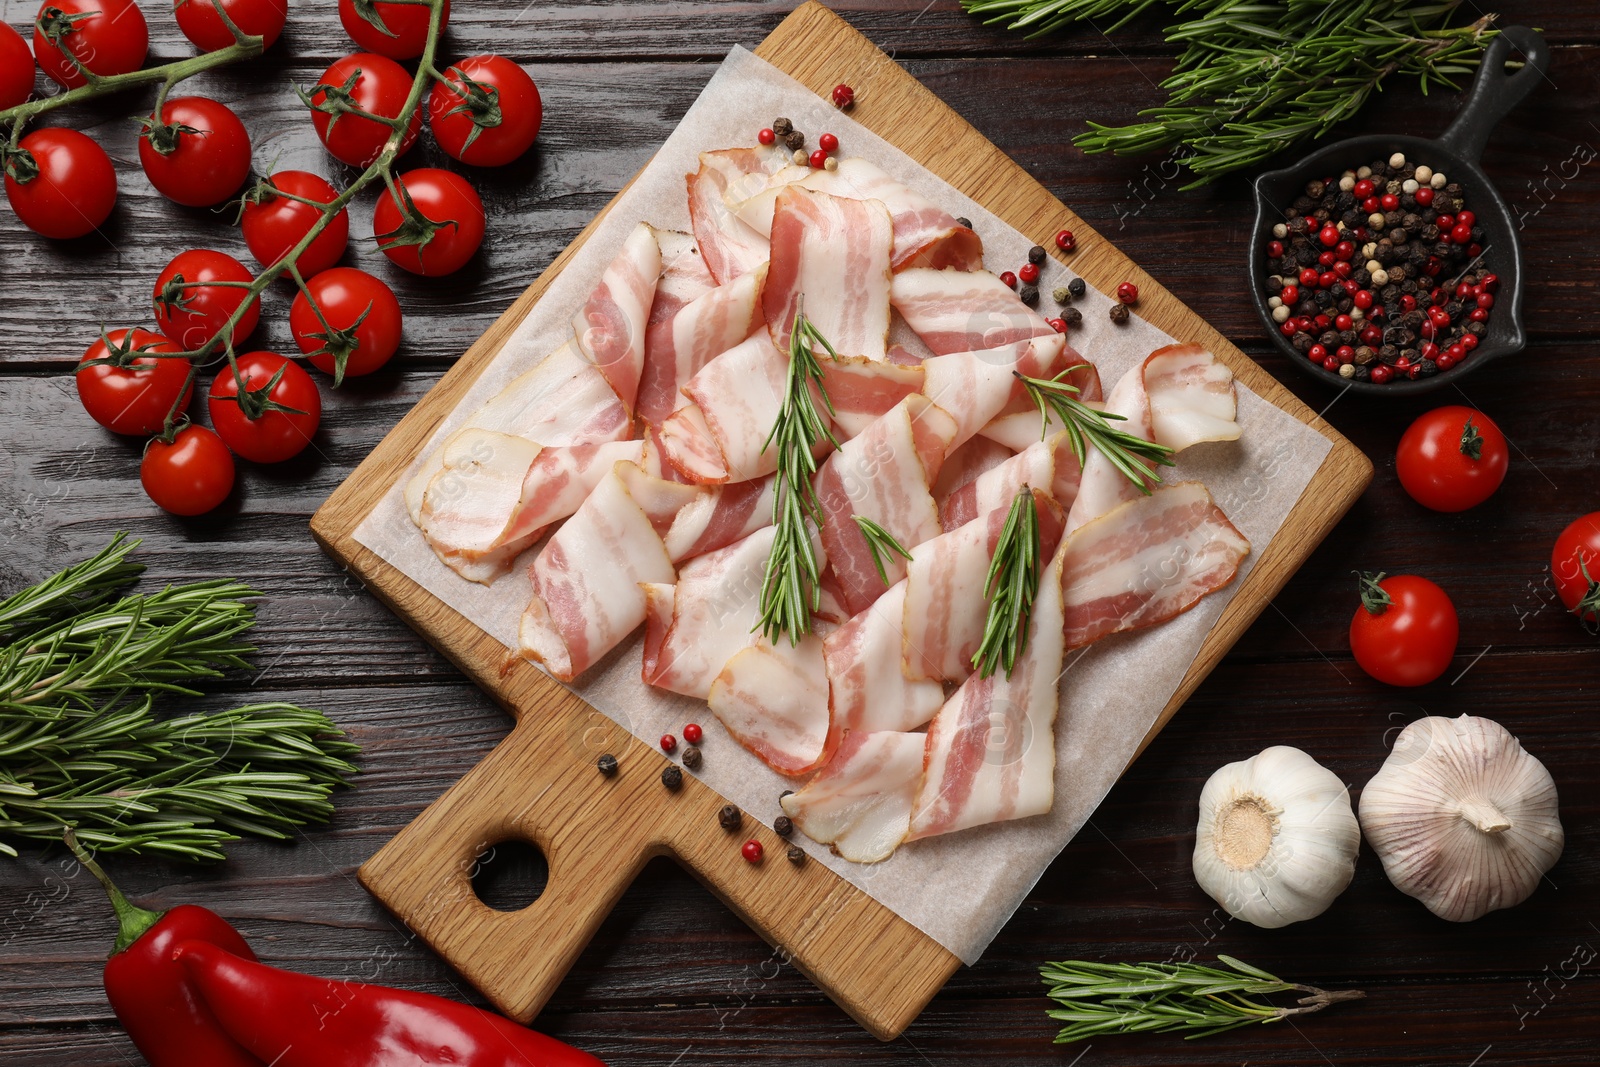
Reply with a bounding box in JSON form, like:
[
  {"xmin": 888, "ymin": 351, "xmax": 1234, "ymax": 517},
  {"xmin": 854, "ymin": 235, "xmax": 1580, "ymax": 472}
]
[{"xmin": 470, "ymin": 839, "xmax": 550, "ymax": 912}]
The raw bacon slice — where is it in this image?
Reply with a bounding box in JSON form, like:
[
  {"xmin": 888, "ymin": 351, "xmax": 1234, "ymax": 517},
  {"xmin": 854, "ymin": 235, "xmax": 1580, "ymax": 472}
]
[
  {"xmin": 822, "ymin": 580, "xmax": 945, "ymax": 742},
  {"xmin": 906, "ymin": 544, "xmax": 1065, "ymax": 843},
  {"xmin": 1060, "ymin": 481, "xmax": 1250, "ymax": 650},
  {"xmin": 664, "ymin": 475, "xmax": 775, "ymax": 562},
  {"xmin": 919, "ymin": 333, "xmax": 1071, "ymax": 449},
  {"xmin": 816, "ymin": 395, "xmax": 955, "ymax": 616},
  {"xmin": 613, "ymin": 459, "xmax": 707, "ymax": 534},
  {"xmin": 818, "ymin": 356, "xmax": 924, "ymax": 440},
  {"xmin": 687, "ymin": 147, "xmax": 779, "ymax": 284},
  {"xmin": 1066, "ymin": 344, "xmax": 1238, "ymax": 534},
  {"xmin": 636, "ymin": 228, "xmax": 718, "ymax": 429},
  {"xmin": 903, "ymin": 489, "xmax": 1065, "ymax": 684},
  {"xmin": 931, "ymin": 436, "xmax": 1013, "ymax": 514},
  {"xmin": 780, "ymin": 731, "xmax": 926, "ymax": 864},
  {"xmin": 709, "ymin": 635, "xmax": 832, "ymax": 776},
  {"xmin": 637, "ymin": 264, "xmax": 768, "ymax": 428},
  {"xmin": 572, "ymin": 222, "xmax": 662, "ymax": 416},
  {"xmin": 404, "ymin": 339, "xmax": 628, "ymax": 524},
  {"xmin": 419, "ymin": 433, "xmax": 644, "ymax": 583},
  {"xmin": 977, "ymin": 361, "xmax": 1103, "ymax": 452},
  {"xmin": 657, "ymin": 402, "xmax": 731, "ymax": 485},
  {"xmin": 890, "ymin": 267, "xmax": 1058, "ymax": 356},
  {"xmin": 941, "ymin": 431, "xmax": 1081, "ymax": 531},
  {"xmin": 645, "ymin": 526, "xmax": 774, "ymax": 699},
  {"xmin": 682, "ymin": 330, "xmax": 819, "ymax": 483},
  {"xmin": 763, "ymin": 186, "xmax": 893, "ymax": 363},
  {"xmin": 517, "ymin": 463, "xmax": 676, "ymax": 681},
  {"xmin": 640, "ymin": 582, "xmax": 675, "ymax": 684}
]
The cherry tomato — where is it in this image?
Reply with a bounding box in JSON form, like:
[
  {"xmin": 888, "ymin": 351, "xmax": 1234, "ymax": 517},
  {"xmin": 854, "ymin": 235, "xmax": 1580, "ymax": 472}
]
[
  {"xmin": 428, "ymin": 55, "xmax": 542, "ymax": 167},
  {"xmin": 142, "ymin": 424, "xmax": 235, "ymax": 516},
  {"xmin": 337, "ymin": 0, "xmax": 449, "ymax": 59},
  {"xmin": 289, "ymin": 267, "xmax": 402, "ymax": 384},
  {"xmin": 3, "ymin": 127, "xmax": 117, "ymax": 239},
  {"xmin": 372, "ymin": 168, "xmax": 484, "ymax": 276},
  {"xmin": 137, "ymin": 96, "xmax": 252, "ymax": 207},
  {"xmin": 76, "ymin": 328, "xmax": 193, "ymax": 435},
  {"xmin": 239, "ymin": 171, "xmax": 349, "ymax": 276},
  {"xmin": 33, "ymin": 0, "xmax": 147, "ymax": 88},
  {"xmin": 1349, "ymin": 573, "xmax": 1459, "ymax": 687},
  {"xmin": 1551, "ymin": 513, "xmax": 1600, "ymax": 630},
  {"xmin": 173, "ymin": 0, "xmax": 287, "ymax": 53},
  {"xmin": 1395, "ymin": 405, "xmax": 1508, "ymax": 513},
  {"xmin": 153, "ymin": 249, "xmax": 261, "ymax": 351},
  {"xmin": 207, "ymin": 351, "xmax": 321, "ymax": 463},
  {"xmin": 307, "ymin": 53, "xmax": 421, "ymax": 167},
  {"xmin": 0, "ymin": 22, "xmax": 34, "ymax": 111}
]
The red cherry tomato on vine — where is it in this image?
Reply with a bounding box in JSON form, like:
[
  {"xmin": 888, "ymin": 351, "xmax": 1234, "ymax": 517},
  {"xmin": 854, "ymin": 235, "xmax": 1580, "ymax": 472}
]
[
  {"xmin": 174, "ymin": 0, "xmax": 287, "ymax": 53},
  {"xmin": 33, "ymin": 0, "xmax": 148, "ymax": 88},
  {"xmin": 307, "ymin": 53, "xmax": 422, "ymax": 168},
  {"xmin": 1552, "ymin": 513, "xmax": 1600, "ymax": 629},
  {"xmin": 289, "ymin": 267, "xmax": 402, "ymax": 383},
  {"xmin": 240, "ymin": 170, "xmax": 349, "ymax": 276},
  {"xmin": 372, "ymin": 168, "xmax": 485, "ymax": 276},
  {"xmin": 208, "ymin": 351, "xmax": 321, "ymax": 463},
  {"xmin": 1395, "ymin": 405, "xmax": 1508, "ymax": 513},
  {"xmin": 1349, "ymin": 573, "xmax": 1459, "ymax": 687},
  {"xmin": 0, "ymin": 22, "xmax": 34, "ymax": 111},
  {"xmin": 4, "ymin": 127, "xmax": 117, "ymax": 239},
  {"xmin": 142, "ymin": 424, "xmax": 235, "ymax": 516},
  {"xmin": 137, "ymin": 96, "xmax": 252, "ymax": 208},
  {"xmin": 428, "ymin": 55, "xmax": 542, "ymax": 167},
  {"xmin": 153, "ymin": 249, "xmax": 261, "ymax": 351},
  {"xmin": 337, "ymin": 0, "xmax": 449, "ymax": 59},
  {"xmin": 76, "ymin": 328, "xmax": 193, "ymax": 435}
]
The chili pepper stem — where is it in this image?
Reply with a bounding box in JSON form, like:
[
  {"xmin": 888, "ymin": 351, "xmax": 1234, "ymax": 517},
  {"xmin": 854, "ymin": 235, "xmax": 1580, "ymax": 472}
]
[{"xmin": 63, "ymin": 829, "xmax": 164, "ymax": 954}]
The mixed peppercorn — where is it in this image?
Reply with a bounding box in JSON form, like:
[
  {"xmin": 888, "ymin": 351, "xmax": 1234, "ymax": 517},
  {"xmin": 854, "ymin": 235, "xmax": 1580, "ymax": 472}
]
[
  {"xmin": 759, "ymin": 116, "xmax": 842, "ymax": 171},
  {"xmin": 1263, "ymin": 151, "xmax": 1496, "ymax": 384}
]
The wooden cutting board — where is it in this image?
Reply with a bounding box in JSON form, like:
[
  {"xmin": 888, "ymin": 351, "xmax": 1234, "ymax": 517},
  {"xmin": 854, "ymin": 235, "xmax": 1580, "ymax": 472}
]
[{"xmin": 311, "ymin": 0, "xmax": 1372, "ymax": 1041}]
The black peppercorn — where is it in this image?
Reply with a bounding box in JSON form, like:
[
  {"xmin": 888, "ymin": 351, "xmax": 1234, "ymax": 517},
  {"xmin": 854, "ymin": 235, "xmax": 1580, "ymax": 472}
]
[
  {"xmin": 1383, "ymin": 210, "xmax": 1402, "ymax": 228},
  {"xmin": 1379, "ymin": 344, "xmax": 1399, "ymax": 364},
  {"xmin": 786, "ymin": 845, "xmax": 805, "ymax": 865},
  {"xmin": 1305, "ymin": 179, "xmax": 1326, "ymax": 199},
  {"xmin": 1018, "ymin": 283, "xmax": 1039, "ymax": 307},
  {"xmin": 682, "ymin": 746, "xmax": 702, "ymax": 770},
  {"xmin": 955, "ymin": 216, "xmax": 971, "ymax": 229},
  {"xmin": 1287, "ymin": 217, "xmax": 1308, "ymax": 234},
  {"xmin": 1418, "ymin": 358, "xmax": 1439, "ymax": 377},
  {"xmin": 1318, "ymin": 329, "xmax": 1340, "ymax": 348},
  {"xmin": 1067, "ymin": 277, "xmax": 1086, "ymax": 299},
  {"xmin": 784, "ymin": 129, "xmax": 805, "ymax": 151},
  {"xmin": 1353, "ymin": 364, "xmax": 1372, "ymax": 382},
  {"xmin": 1292, "ymin": 195, "xmax": 1314, "ymax": 213},
  {"xmin": 596, "ymin": 754, "xmax": 618, "ymax": 777},
  {"xmin": 1466, "ymin": 320, "xmax": 1486, "ymax": 336},
  {"xmin": 1336, "ymin": 297, "xmax": 1353, "ymax": 314},
  {"xmin": 662, "ymin": 765, "xmax": 683, "ymax": 790},
  {"xmin": 1027, "ymin": 245, "xmax": 1046, "ymax": 265},
  {"xmin": 779, "ymin": 789, "xmax": 794, "ymax": 800},
  {"xmin": 1354, "ymin": 346, "xmax": 1377, "ymax": 366},
  {"xmin": 1292, "ymin": 332, "xmax": 1314, "ymax": 353},
  {"xmin": 772, "ymin": 117, "xmax": 793, "ymax": 137},
  {"xmin": 1445, "ymin": 300, "xmax": 1465, "ymax": 320},
  {"xmin": 1108, "ymin": 303, "xmax": 1129, "ymax": 325},
  {"xmin": 1401, "ymin": 347, "xmax": 1420, "ymax": 364},
  {"xmin": 774, "ymin": 815, "xmax": 793, "ymax": 838},
  {"xmin": 719, "ymin": 804, "xmax": 741, "ymax": 830},
  {"xmin": 1295, "ymin": 246, "xmax": 1317, "ymax": 267},
  {"xmin": 1063, "ymin": 307, "xmax": 1082, "ymax": 328}
]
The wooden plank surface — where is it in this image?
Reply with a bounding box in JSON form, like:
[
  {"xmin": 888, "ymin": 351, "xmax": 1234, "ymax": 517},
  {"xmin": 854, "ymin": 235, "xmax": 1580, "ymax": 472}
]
[{"xmin": 0, "ymin": 0, "xmax": 1596, "ymax": 1062}]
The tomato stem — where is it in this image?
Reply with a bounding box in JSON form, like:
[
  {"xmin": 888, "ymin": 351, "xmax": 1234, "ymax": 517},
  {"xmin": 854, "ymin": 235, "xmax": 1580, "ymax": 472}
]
[
  {"xmin": 1356, "ymin": 571, "xmax": 1392, "ymax": 615},
  {"xmin": 1576, "ymin": 560, "xmax": 1600, "ymax": 637},
  {"xmin": 1458, "ymin": 416, "xmax": 1483, "ymax": 460}
]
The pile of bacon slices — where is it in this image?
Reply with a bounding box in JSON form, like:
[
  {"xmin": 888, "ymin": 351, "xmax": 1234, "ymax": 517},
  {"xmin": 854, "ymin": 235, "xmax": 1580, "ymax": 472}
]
[{"xmin": 404, "ymin": 146, "xmax": 1252, "ymax": 863}]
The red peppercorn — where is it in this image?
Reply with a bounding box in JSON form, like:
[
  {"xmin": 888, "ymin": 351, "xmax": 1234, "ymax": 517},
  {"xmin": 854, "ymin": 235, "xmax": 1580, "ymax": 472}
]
[
  {"xmin": 1353, "ymin": 289, "xmax": 1373, "ymax": 310},
  {"xmin": 1371, "ymin": 364, "xmax": 1393, "ymax": 384},
  {"xmin": 1331, "ymin": 314, "xmax": 1350, "ymax": 333},
  {"xmin": 1354, "ymin": 179, "xmax": 1375, "ymax": 198},
  {"xmin": 1457, "ymin": 210, "xmax": 1475, "ymax": 228},
  {"xmin": 1435, "ymin": 213, "xmax": 1454, "ymax": 231},
  {"xmin": 1308, "ymin": 344, "xmax": 1327, "ymax": 361},
  {"xmin": 1450, "ymin": 222, "xmax": 1473, "ymax": 244},
  {"xmin": 1432, "ymin": 287, "xmax": 1450, "ymax": 306},
  {"xmin": 1436, "ymin": 354, "xmax": 1456, "ymax": 372},
  {"xmin": 1280, "ymin": 284, "xmax": 1300, "ymax": 305},
  {"xmin": 1476, "ymin": 292, "xmax": 1494, "ymax": 309},
  {"xmin": 1425, "ymin": 261, "xmax": 1442, "ymax": 277},
  {"xmin": 1461, "ymin": 332, "xmax": 1479, "ymax": 351},
  {"xmin": 1317, "ymin": 250, "xmax": 1337, "ymax": 267},
  {"xmin": 1116, "ymin": 281, "xmax": 1138, "ymax": 304},
  {"xmin": 1381, "ymin": 193, "xmax": 1399, "ymax": 211},
  {"xmin": 741, "ymin": 839, "xmax": 764, "ymax": 863},
  {"xmin": 1318, "ymin": 224, "xmax": 1339, "ymax": 247},
  {"xmin": 660, "ymin": 733, "xmax": 677, "ymax": 753},
  {"xmin": 1322, "ymin": 356, "xmax": 1340, "ymax": 372},
  {"xmin": 1361, "ymin": 196, "xmax": 1380, "ymax": 213},
  {"xmin": 818, "ymin": 132, "xmax": 839, "ymax": 153},
  {"xmin": 1334, "ymin": 240, "xmax": 1355, "ymax": 261},
  {"xmin": 1428, "ymin": 306, "xmax": 1450, "ymax": 328},
  {"xmin": 1360, "ymin": 324, "xmax": 1382, "ymax": 346},
  {"xmin": 1469, "ymin": 307, "xmax": 1490, "ymax": 322},
  {"xmin": 1019, "ymin": 262, "xmax": 1040, "ymax": 285},
  {"xmin": 1467, "ymin": 242, "xmax": 1482, "ymax": 258},
  {"xmin": 1336, "ymin": 345, "xmax": 1355, "ymax": 364},
  {"xmin": 1055, "ymin": 229, "xmax": 1076, "ymax": 252},
  {"xmin": 1047, "ymin": 317, "xmax": 1067, "ymax": 333},
  {"xmin": 1299, "ymin": 267, "xmax": 1319, "ymax": 288},
  {"xmin": 682, "ymin": 722, "xmax": 703, "ymax": 745},
  {"xmin": 1267, "ymin": 239, "xmax": 1284, "ymax": 258},
  {"xmin": 1395, "ymin": 354, "xmax": 1412, "ymax": 369},
  {"xmin": 1415, "ymin": 186, "xmax": 1435, "ymax": 207},
  {"xmin": 1279, "ymin": 320, "xmax": 1299, "ymax": 337},
  {"xmin": 809, "ymin": 149, "xmax": 828, "ymax": 169},
  {"xmin": 1000, "ymin": 271, "xmax": 1017, "ymax": 289},
  {"xmin": 1317, "ymin": 271, "xmax": 1336, "ymax": 289},
  {"xmin": 1445, "ymin": 342, "xmax": 1465, "ymax": 361},
  {"xmin": 831, "ymin": 83, "xmax": 854, "ymax": 109},
  {"xmin": 1304, "ymin": 216, "xmax": 1317, "ymax": 231},
  {"xmin": 1454, "ymin": 281, "xmax": 1473, "ymax": 299},
  {"xmin": 1481, "ymin": 273, "xmax": 1499, "ymax": 293},
  {"xmin": 757, "ymin": 127, "xmax": 775, "ymax": 146},
  {"xmin": 1400, "ymin": 294, "xmax": 1417, "ymax": 312},
  {"xmin": 1333, "ymin": 261, "xmax": 1353, "ymax": 279},
  {"xmin": 1314, "ymin": 313, "xmax": 1332, "ymax": 331},
  {"xmin": 1421, "ymin": 341, "xmax": 1439, "ymax": 361}
]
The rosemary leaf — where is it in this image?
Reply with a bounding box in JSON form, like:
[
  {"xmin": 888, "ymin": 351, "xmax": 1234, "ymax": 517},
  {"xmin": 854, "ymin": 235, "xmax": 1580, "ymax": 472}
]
[
  {"xmin": 854, "ymin": 515, "xmax": 914, "ymax": 585},
  {"xmin": 0, "ymin": 533, "xmax": 144, "ymax": 645},
  {"xmin": 1015, "ymin": 368, "xmax": 1175, "ymax": 493},
  {"xmin": 972, "ymin": 486, "xmax": 1041, "ymax": 679}
]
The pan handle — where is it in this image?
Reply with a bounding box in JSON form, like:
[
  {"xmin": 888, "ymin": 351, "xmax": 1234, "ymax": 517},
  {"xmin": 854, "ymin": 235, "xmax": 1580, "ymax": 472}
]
[{"xmin": 1436, "ymin": 26, "xmax": 1549, "ymax": 164}]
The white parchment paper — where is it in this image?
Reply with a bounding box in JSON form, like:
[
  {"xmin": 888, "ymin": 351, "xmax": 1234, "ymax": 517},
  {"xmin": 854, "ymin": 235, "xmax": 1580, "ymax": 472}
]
[{"xmin": 354, "ymin": 46, "xmax": 1333, "ymax": 965}]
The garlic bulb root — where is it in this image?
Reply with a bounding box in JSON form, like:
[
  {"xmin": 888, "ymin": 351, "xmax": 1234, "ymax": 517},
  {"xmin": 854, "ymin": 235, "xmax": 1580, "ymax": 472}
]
[
  {"xmin": 1359, "ymin": 715, "xmax": 1564, "ymax": 922},
  {"xmin": 1192, "ymin": 746, "xmax": 1360, "ymax": 929}
]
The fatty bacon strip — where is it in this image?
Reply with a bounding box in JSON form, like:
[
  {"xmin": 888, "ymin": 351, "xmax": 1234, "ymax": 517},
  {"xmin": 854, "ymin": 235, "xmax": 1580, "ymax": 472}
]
[
  {"xmin": 573, "ymin": 222, "xmax": 663, "ymax": 417},
  {"xmin": 687, "ymin": 147, "xmax": 780, "ymax": 285},
  {"xmin": 763, "ymin": 185, "xmax": 894, "ymax": 363}
]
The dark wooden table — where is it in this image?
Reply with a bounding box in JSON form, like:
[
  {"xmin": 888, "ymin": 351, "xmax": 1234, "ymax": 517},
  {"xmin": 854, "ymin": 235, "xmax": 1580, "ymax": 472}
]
[{"xmin": 2, "ymin": 2, "xmax": 1597, "ymax": 1063}]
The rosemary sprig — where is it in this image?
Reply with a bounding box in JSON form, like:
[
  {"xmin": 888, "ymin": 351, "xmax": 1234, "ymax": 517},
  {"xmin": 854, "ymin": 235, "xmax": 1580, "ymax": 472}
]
[
  {"xmin": 1015, "ymin": 367, "xmax": 1175, "ymax": 493},
  {"xmin": 1042, "ymin": 956, "xmax": 1366, "ymax": 1043},
  {"xmin": 959, "ymin": 0, "xmax": 1499, "ymax": 186},
  {"xmin": 972, "ymin": 486, "xmax": 1041, "ymax": 679},
  {"xmin": 757, "ymin": 301, "xmax": 842, "ymax": 646},
  {"xmin": 0, "ymin": 533, "xmax": 144, "ymax": 645},
  {"xmin": 854, "ymin": 515, "xmax": 913, "ymax": 585}
]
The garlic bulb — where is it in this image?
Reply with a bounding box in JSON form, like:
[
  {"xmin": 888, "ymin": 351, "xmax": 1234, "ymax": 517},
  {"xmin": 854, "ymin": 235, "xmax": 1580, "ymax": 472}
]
[
  {"xmin": 1360, "ymin": 715, "xmax": 1563, "ymax": 922},
  {"xmin": 1192, "ymin": 746, "xmax": 1360, "ymax": 929}
]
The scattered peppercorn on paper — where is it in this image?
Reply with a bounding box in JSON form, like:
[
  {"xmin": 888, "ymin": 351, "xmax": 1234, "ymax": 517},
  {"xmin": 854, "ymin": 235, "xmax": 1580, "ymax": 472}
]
[{"xmin": 353, "ymin": 45, "xmax": 1332, "ymax": 964}]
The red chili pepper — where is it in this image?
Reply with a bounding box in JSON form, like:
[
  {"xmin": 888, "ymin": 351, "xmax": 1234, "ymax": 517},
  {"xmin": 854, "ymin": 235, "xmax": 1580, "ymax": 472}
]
[
  {"xmin": 66, "ymin": 831, "xmax": 263, "ymax": 1067},
  {"xmin": 175, "ymin": 939, "xmax": 607, "ymax": 1067}
]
